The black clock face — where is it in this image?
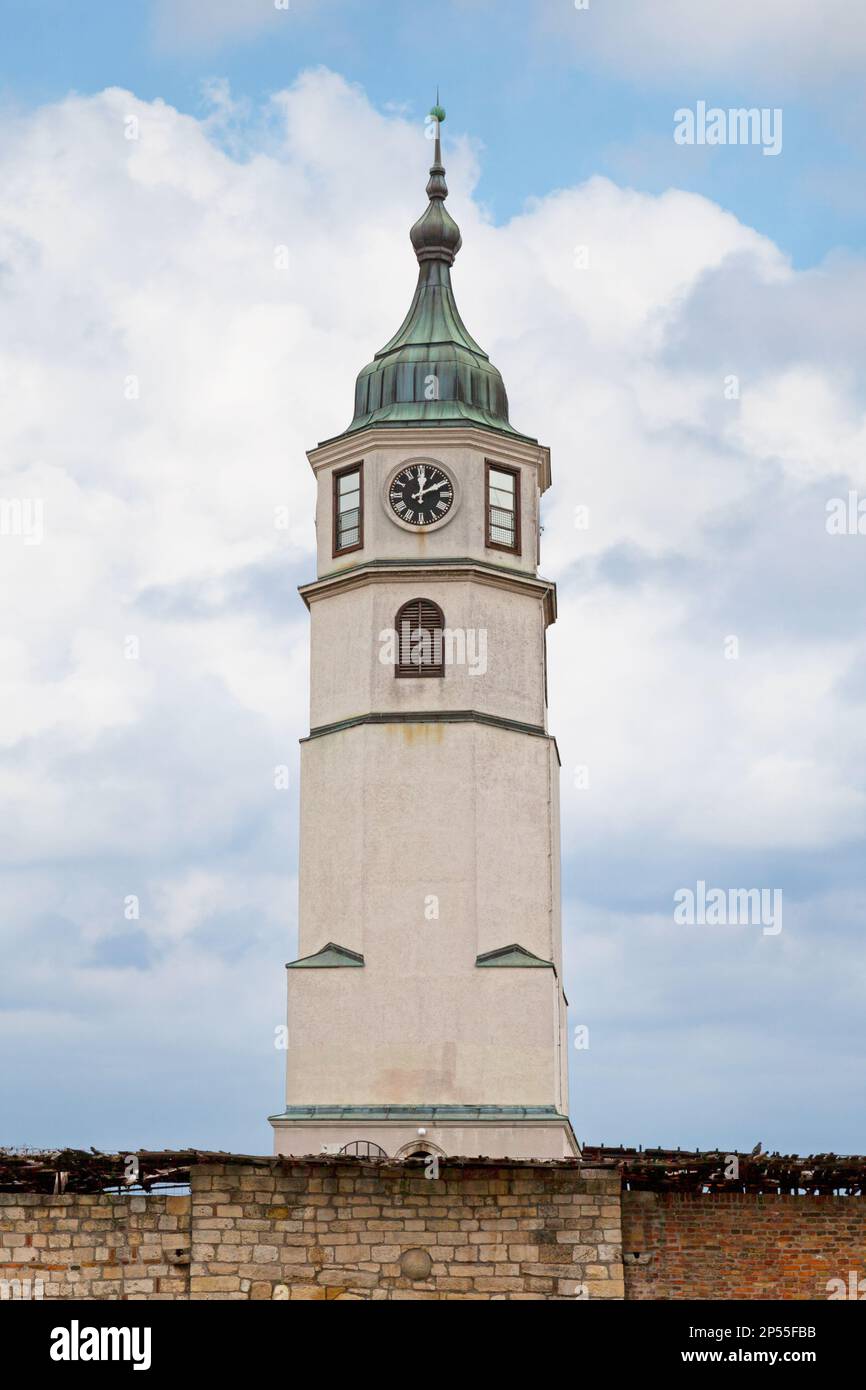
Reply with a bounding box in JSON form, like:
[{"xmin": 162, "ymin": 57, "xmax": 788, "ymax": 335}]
[{"xmin": 388, "ymin": 463, "xmax": 454, "ymax": 527}]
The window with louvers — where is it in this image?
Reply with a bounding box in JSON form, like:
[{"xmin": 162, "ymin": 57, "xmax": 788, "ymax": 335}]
[{"xmin": 394, "ymin": 598, "xmax": 445, "ymax": 678}]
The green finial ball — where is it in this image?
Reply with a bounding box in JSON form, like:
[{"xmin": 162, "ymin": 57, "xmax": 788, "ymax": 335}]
[{"xmin": 430, "ymin": 104, "xmax": 446, "ymax": 123}]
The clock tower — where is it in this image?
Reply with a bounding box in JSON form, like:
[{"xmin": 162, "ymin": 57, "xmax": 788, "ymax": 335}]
[{"xmin": 270, "ymin": 108, "xmax": 577, "ymax": 1160}]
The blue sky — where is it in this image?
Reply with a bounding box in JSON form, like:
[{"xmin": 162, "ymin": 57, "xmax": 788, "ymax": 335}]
[
  {"xmin": 1, "ymin": 0, "xmax": 865, "ymax": 1158},
  {"xmin": 3, "ymin": 0, "xmax": 866, "ymax": 266}
]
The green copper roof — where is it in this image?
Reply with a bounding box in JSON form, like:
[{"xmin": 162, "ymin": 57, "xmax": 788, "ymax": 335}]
[
  {"xmin": 287, "ymin": 942, "xmax": 364, "ymax": 969},
  {"xmin": 269, "ymin": 1104, "xmax": 564, "ymax": 1120},
  {"xmin": 475, "ymin": 944, "xmax": 554, "ymax": 969},
  {"xmin": 344, "ymin": 107, "xmax": 533, "ymax": 442}
]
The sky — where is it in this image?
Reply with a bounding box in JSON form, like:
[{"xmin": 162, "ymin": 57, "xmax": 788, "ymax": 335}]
[{"xmin": 1, "ymin": 0, "xmax": 865, "ymax": 1158}]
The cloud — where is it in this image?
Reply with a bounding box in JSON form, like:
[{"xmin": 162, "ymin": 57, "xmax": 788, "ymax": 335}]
[
  {"xmin": 538, "ymin": 0, "xmax": 866, "ymax": 87},
  {"xmin": 151, "ymin": 0, "xmax": 293, "ymax": 52},
  {"xmin": 566, "ymin": 893, "xmax": 866, "ymax": 1153},
  {"xmin": 1, "ymin": 70, "xmax": 865, "ymax": 1152}
]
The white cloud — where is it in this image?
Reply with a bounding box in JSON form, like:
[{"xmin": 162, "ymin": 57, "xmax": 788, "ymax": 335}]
[
  {"xmin": 539, "ymin": 0, "xmax": 866, "ymax": 86},
  {"xmin": 151, "ymin": 0, "xmax": 294, "ymax": 51}
]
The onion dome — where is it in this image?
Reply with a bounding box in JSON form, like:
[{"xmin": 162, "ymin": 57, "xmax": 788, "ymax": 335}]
[{"xmin": 343, "ymin": 104, "xmax": 532, "ymax": 441}]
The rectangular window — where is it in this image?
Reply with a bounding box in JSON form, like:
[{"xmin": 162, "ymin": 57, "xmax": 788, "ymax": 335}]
[
  {"xmin": 333, "ymin": 463, "xmax": 363, "ymax": 556},
  {"xmin": 485, "ymin": 461, "xmax": 521, "ymax": 554}
]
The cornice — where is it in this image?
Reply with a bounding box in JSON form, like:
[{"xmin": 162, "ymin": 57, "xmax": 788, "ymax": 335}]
[
  {"xmin": 307, "ymin": 424, "xmax": 552, "ymax": 492},
  {"xmin": 269, "ymin": 1104, "xmax": 573, "ymax": 1125},
  {"xmin": 302, "ymin": 710, "xmax": 560, "ymax": 756},
  {"xmin": 298, "ymin": 558, "xmax": 558, "ymax": 627}
]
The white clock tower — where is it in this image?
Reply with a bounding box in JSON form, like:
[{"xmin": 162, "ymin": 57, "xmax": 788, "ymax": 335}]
[{"xmin": 270, "ymin": 108, "xmax": 577, "ymax": 1160}]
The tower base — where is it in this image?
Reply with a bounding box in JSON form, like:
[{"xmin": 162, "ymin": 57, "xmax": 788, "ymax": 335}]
[{"xmin": 269, "ymin": 1105, "xmax": 580, "ymax": 1160}]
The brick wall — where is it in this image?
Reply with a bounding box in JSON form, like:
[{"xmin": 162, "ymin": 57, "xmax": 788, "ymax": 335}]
[
  {"xmin": 189, "ymin": 1160, "xmax": 623, "ymax": 1301},
  {"xmin": 0, "ymin": 1192, "xmax": 190, "ymax": 1300},
  {"xmin": 623, "ymin": 1191, "xmax": 866, "ymax": 1300}
]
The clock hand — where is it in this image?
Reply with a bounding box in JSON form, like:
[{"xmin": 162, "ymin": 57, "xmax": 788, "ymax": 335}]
[
  {"xmin": 412, "ymin": 466, "xmax": 428, "ymax": 503},
  {"xmin": 414, "ymin": 479, "xmax": 447, "ymax": 501}
]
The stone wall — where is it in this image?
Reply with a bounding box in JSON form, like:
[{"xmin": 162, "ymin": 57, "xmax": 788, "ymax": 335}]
[
  {"xmin": 0, "ymin": 1160, "xmax": 620, "ymax": 1303},
  {"xmin": 5, "ymin": 1164, "xmax": 864, "ymax": 1302},
  {"xmin": 0, "ymin": 1192, "xmax": 190, "ymax": 1300},
  {"xmin": 622, "ymin": 1191, "xmax": 866, "ymax": 1300},
  {"xmin": 189, "ymin": 1160, "xmax": 623, "ymax": 1300}
]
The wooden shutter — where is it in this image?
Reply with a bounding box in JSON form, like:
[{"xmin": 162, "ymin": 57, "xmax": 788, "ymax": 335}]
[{"xmin": 395, "ymin": 598, "xmax": 445, "ymax": 678}]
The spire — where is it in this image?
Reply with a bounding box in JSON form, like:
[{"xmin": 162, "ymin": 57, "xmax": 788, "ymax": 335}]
[
  {"xmin": 425, "ymin": 95, "xmax": 450, "ymax": 199},
  {"xmin": 410, "ymin": 102, "xmax": 462, "ymax": 265},
  {"xmin": 338, "ymin": 101, "xmax": 534, "ymax": 443}
]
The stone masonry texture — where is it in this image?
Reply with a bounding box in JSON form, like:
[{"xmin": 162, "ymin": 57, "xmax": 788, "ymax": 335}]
[
  {"xmin": 0, "ymin": 1191, "xmax": 191, "ymax": 1301},
  {"xmin": 0, "ymin": 1159, "xmax": 622, "ymax": 1302},
  {"xmin": 3, "ymin": 1160, "xmax": 865, "ymax": 1301},
  {"xmin": 189, "ymin": 1161, "xmax": 623, "ymax": 1301}
]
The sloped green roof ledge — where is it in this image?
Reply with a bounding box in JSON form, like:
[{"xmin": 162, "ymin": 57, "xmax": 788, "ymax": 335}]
[
  {"xmin": 269, "ymin": 1104, "xmax": 565, "ymax": 1121},
  {"xmin": 304, "ymin": 710, "xmax": 548, "ymax": 742},
  {"xmin": 287, "ymin": 942, "xmax": 364, "ymax": 969},
  {"xmin": 311, "ymin": 555, "xmax": 554, "ymax": 586},
  {"xmin": 476, "ymin": 944, "xmax": 554, "ymax": 969},
  {"xmin": 319, "ymin": 413, "xmax": 537, "ymax": 449}
]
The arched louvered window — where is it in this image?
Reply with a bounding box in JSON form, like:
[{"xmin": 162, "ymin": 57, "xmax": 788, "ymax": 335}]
[{"xmin": 394, "ymin": 598, "xmax": 445, "ymax": 679}]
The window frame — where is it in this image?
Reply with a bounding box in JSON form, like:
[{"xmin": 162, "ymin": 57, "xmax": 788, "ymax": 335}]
[
  {"xmin": 484, "ymin": 459, "xmax": 521, "ymax": 555},
  {"xmin": 394, "ymin": 597, "xmax": 446, "ymax": 679},
  {"xmin": 332, "ymin": 461, "xmax": 364, "ymax": 557}
]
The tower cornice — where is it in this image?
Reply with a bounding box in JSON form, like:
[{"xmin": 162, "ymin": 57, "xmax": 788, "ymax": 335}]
[
  {"xmin": 307, "ymin": 424, "xmax": 552, "ymax": 492},
  {"xmin": 298, "ymin": 558, "xmax": 557, "ymax": 628}
]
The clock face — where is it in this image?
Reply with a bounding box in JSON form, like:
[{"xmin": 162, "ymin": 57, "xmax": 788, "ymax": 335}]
[{"xmin": 388, "ymin": 463, "xmax": 454, "ymax": 527}]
